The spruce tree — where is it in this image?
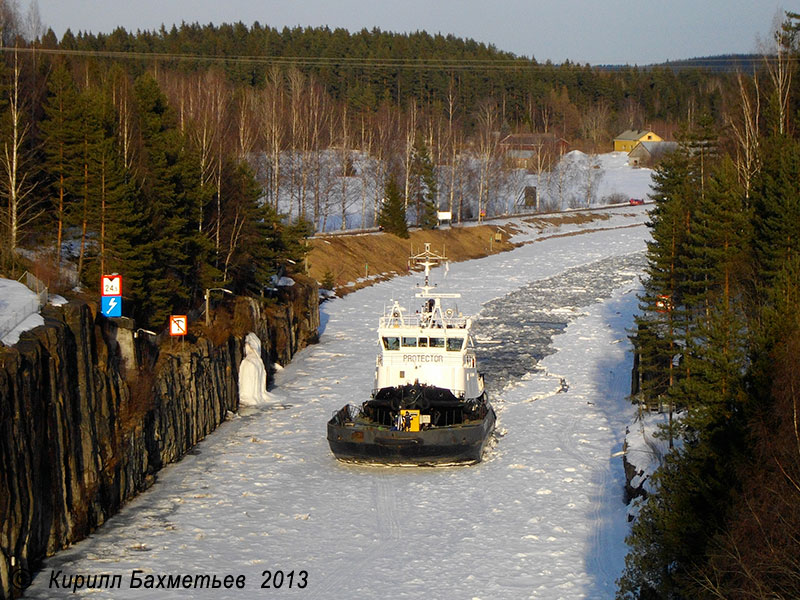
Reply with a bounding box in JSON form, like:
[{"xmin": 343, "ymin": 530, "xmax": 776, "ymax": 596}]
[
  {"xmin": 675, "ymin": 158, "xmax": 751, "ymax": 439},
  {"xmin": 39, "ymin": 61, "xmax": 78, "ymax": 267},
  {"xmin": 218, "ymin": 161, "xmax": 280, "ymax": 292},
  {"xmin": 133, "ymin": 73, "xmax": 212, "ymax": 327},
  {"xmin": 634, "ymin": 148, "xmax": 696, "ymax": 425},
  {"xmin": 378, "ymin": 174, "xmax": 409, "ymax": 238},
  {"xmin": 752, "ymin": 135, "xmax": 800, "ymax": 308},
  {"xmin": 409, "ymin": 137, "xmax": 438, "ymax": 229},
  {"xmin": 70, "ymin": 86, "xmax": 106, "ymax": 283}
]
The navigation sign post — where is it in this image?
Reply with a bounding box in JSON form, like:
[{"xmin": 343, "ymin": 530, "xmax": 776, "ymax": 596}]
[
  {"xmin": 101, "ymin": 296, "xmax": 122, "ymax": 318},
  {"xmin": 101, "ymin": 275, "xmax": 122, "ymax": 297},
  {"xmin": 169, "ymin": 315, "xmax": 187, "ymax": 337},
  {"xmin": 101, "ymin": 274, "xmax": 123, "ymax": 318}
]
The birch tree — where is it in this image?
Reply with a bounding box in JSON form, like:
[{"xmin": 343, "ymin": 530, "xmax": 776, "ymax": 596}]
[
  {"xmin": 761, "ymin": 11, "xmax": 796, "ymax": 136},
  {"xmin": 475, "ymin": 98, "xmax": 500, "ymax": 222},
  {"xmin": 261, "ymin": 66, "xmax": 284, "ymax": 211},
  {"xmin": 1, "ymin": 49, "xmax": 39, "ymax": 260},
  {"xmin": 108, "ymin": 65, "xmax": 137, "ymax": 173},
  {"xmin": 338, "ymin": 102, "xmax": 351, "ymax": 230},
  {"xmin": 726, "ymin": 73, "xmax": 760, "ymax": 199},
  {"xmin": 287, "ymin": 67, "xmax": 307, "ymax": 220},
  {"xmin": 402, "ymin": 99, "xmax": 417, "ymax": 209},
  {"xmin": 307, "ymin": 77, "xmax": 329, "ymax": 227},
  {"xmin": 371, "ymin": 102, "xmax": 395, "ymax": 225},
  {"xmin": 233, "ymin": 86, "xmax": 258, "ymax": 162}
]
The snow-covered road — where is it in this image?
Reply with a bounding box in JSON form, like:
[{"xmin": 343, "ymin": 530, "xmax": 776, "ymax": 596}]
[{"xmin": 26, "ymin": 218, "xmax": 648, "ymax": 600}]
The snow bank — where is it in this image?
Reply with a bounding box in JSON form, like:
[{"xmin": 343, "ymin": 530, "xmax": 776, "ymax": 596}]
[{"xmin": 0, "ymin": 278, "xmax": 43, "ymax": 346}]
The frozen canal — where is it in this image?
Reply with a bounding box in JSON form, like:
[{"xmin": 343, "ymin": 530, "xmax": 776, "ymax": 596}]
[{"xmin": 26, "ymin": 218, "xmax": 649, "ymax": 600}]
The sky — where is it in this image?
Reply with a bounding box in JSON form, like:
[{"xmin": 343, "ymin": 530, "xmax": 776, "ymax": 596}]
[{"xmin": 33, "ymin": 0, "xmax": 793, "ymax": 66}]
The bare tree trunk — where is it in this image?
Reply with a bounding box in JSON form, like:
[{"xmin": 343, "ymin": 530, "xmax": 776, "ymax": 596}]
[
  {"xmin": 288, "ymin": 68, "xmax": 307, "ymax": 222},
  {"xmin": 763, "ymin": 16, "xmax": 794, "ymax": 136},
  {"xmin": 112, "ymin": 70, "xmax": 136, "ymax": 173},
  {"xmin": 532, "ymin": 141, "xmax": 553, "ymax": 212},
  {"xmin": 307, "ymin": 79, "xmax": 326, "ymax": 228},
  {"xmin": 339, "ymin": 103, "xmax": 349, "ymax": 231},
  {"xmin": 1, "ymin": 50, "xmax": 32, "ymax": 253},
  {"xmin": 446, "ymin": 82, "xmax": 458, "ymax": 219},
  {"xmin": 223, "ymin": 207, "xmax": 245, "ymax": 282},
  {"xmin": 372, "ymin": 104, "xmax": 394, "ymax": 226},
  {"xmin": 100, "ymin": 154, "xmax": 106, "ymax": 276},
  {"xmin": 161, "ymin": 70, "xmax": 228, "ymax": 233},
  {"xmin": 475, "ymin": 98, "xmax": 499, "ymax": 222},
  {"xmin": 360, "ymin": 114, "xmax": 372, "ymax": 227},
  {"xmin": 403, "ymin": 100, "xmax": 417, "ymax": 210},
  {"xmin": 235, "ymin": 87, "xmax": 258, "ymax": 161},
  {"xmin": 78, "ymin": 148, "xmax": 88, "ymax": 279},
  {"xmin": 215, "ymin": 148, "xmax": 223, "ymax": 260},
  {"xmin": 262, "ymin": 67, "xmax": 285, "ymax": 212},
  {"xmin": 727, "ymin": 73, "xmax": 761, "ymax": 199}
]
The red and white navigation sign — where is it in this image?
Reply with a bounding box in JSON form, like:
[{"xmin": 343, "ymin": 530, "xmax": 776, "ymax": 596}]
[
  {"xmin": 169, "ymin": 315, "xmax": 188, "ymax": 337},
  {"xmin": 101, "ymin": 274, "xmax": 122, "ymax": 296}
]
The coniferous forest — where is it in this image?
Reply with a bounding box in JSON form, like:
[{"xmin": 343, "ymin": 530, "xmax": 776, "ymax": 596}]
[
  {"xmin": 0, "ymin": 5, "xmax": 799, "ymax": 595},
  {"xmin": 617, "ymin": 12, "xmax": 800, "ymax": 599},
  {"xmin": 0, "ymin": 4, "xmax": 754, "ymax": 332}
]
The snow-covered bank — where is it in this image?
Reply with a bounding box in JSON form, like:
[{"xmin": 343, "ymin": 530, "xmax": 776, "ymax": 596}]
[
  {"xmin": 275, "ymin": 149, "xmax": 653, "ymax": 231},
  {"xmin": 0, "ymin": 278, "xmax": 43, "ymax": 346},
  {"xmin": 25, "ymin": 224, "xmax": 648, "ymax": 600}
]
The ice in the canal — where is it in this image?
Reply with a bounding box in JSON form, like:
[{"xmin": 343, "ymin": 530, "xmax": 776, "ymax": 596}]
[{"xmin": 26, "ymin": 208, "xmax": 649, "ymax": 599}]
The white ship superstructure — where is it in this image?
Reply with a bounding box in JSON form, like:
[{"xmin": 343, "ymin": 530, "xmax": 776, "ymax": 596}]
[
  {"xmin": 327, "ymin": 243, "xmax": 495, "ymax": 465},
  {"xmin": 374, "ymin": 244, "xmax": 484, "ymax": 402}
]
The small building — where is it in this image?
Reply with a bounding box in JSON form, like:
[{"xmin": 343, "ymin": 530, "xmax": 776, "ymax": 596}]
[
  {"xmin": 613, "ymin": 129, "xmax": 663, "ymax": 153},
  {"xmin": 499, "ymin": 133, "xmax": 569, "ymax": 169},
  {"xmin": 628, "ymin": 141, "xmax": 679, "ymax": 167}
]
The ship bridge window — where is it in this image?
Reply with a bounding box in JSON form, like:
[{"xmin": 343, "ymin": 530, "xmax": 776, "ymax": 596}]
[
  {"xmin": 429, "ymin": 337, "xmax": 444, "ymax": 348},
  {"xmin": 382, "ymin": 336, "xmax": 400, "ymax": 350},
  {"xmin": 447, "ymin": 337, "xmax": 465, "ymax": 351},
  {"xmin": 418, "ymin": 337, "xmax": 428, "ymax": 347},
  {"xmin": 402, "ymin": 337, "xmax": 418, "ymax": 347}
]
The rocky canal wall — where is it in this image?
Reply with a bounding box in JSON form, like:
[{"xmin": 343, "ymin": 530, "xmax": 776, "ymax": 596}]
[{"xmin": 0, "ymin": 277, "xmax": 318, "ymax": 599}]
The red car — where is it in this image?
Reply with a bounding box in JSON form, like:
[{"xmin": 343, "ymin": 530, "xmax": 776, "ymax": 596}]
[{"xmin": 629, "ymin": 198, "xmax": 645, "ymax": 205}]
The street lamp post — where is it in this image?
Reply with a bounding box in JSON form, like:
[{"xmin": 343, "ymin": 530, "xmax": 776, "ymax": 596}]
[{"xmin": 205, "ymin": 288, "xmax": 234, "ymax": 327}]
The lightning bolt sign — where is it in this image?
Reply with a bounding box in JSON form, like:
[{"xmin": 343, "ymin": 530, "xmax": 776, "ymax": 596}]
[{"xmin": 102, "ymin": 295, "xmax": 122, "ymax": 318}]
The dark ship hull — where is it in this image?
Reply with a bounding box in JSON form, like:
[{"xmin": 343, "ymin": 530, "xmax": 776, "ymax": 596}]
[{"xmin": 327, "ymin": 384, "xmax": 496, "ymax": 465}]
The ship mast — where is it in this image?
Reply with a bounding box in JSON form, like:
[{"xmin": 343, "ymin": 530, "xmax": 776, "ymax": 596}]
[{"xmin": 411, "ymin": 243, "xmax": 456, "ymax": 298}]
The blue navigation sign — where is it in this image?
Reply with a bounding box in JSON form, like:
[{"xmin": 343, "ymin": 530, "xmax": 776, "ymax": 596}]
[{"xmin": 101, "ymin": 295, "xmax": 122, "ymax": 318}]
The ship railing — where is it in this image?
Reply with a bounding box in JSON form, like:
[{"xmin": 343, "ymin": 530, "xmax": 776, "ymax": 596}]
[
  {"xmin": 379, "ymin": 313, "xmax": 468, "ymax": 329},
  {"xmin": 331, "ymin": 404, "xmax": 362, "ymax": 424},
  {"xmin": 371, "ymin": 386, "xmax": 467, "ymax": 399}
]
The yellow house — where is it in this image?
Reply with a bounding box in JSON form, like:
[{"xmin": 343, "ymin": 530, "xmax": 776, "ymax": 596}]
[{"xmin": 613, "ymin": 129, "xmax": 663, "ymax": 153}]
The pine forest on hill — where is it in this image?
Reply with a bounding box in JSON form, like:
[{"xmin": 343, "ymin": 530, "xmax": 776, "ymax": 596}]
[{"xmin": 0, "ymin": 13, "xmax": 758, "ymax": 321}]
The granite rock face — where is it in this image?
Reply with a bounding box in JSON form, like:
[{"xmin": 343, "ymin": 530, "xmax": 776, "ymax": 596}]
[{"xmin": 0, "ymin": 278, "xmax": 318, "ymax": 599}]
